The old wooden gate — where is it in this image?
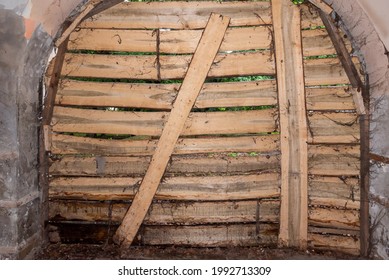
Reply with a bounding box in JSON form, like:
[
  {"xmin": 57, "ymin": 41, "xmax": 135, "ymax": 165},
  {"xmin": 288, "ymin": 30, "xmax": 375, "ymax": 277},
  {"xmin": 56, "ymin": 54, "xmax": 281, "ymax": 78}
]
[{"xmin": 45, "ymin": 0, "xmax": 364, "ymax": 255}]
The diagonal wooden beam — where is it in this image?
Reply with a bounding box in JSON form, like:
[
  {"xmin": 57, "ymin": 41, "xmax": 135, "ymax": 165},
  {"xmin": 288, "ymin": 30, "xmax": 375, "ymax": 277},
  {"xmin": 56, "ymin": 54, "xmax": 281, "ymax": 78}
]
[
  {"xmin": 307, "ymin": 0, "xmax": 333, "ymax": 15},
  {"xmin": 113, "ymin": 13, "xmax": 231, "ymax": 247},
  {"xmin": 273, "ymin": 0, "xmax": 308, "ymax": 249}
]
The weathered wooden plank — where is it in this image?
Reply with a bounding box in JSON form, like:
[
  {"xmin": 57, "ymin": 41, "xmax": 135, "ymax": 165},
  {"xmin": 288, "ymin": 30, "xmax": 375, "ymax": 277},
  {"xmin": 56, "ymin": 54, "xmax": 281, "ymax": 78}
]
[
  {"xmin": 49, "ymin": 155, "xmax": 280, "ymax": 177},
  {"xmin": 56, "ymin": 79, "xmax": 278, "ymax": 109},
  {"xmin": 80, "ymin": 1, "xmax": 272, "ymax": 29},
  {"xmin": 68, "ymin": 26, "xmax": 272, "ymax": 53},
  {"xmin": 49, "ymin": 173, "xmax": 280, "ymax": 201},
  {"xmin": 309, "ymin": 207, "xmax": 360, "ymax": 230},
  {"xmin": 51, "ymin": 107, "xmax": 277, "ymax": 136},
  {"xmin": 306, "ymin": 86, "xmax": 355, "ymax": 111},
  {"xmin": 50, "ymin": 134, "xmax": 279, "ymax": 156},
  {"xmin": 309, "ymin": 226, "xmax": 360, "ymax": 237},
  {"xmin": 304, "ymin": 57, "xmax": 359, "ymax": 86},
  {"xmin": 308, "ymin": 112, "xmax": 360, "ymax": 144},
  {"xmin": 61, "ymin": 51, "xmax": 275, "ymax": 80},
  {"xmin": 49, "ymin": 200, "xmax": 280, "ymax": 224},
  {"xmin": 308, "ymin": 145, "xmax": 360, "ymax": 176},
  {"xmin": 56, "ymin": 0, "xmax": 102, "ymax": 47},
  {"xmin": 308, "ymin": 233, "xmax": 360, "ymax": 255},
  {"xmin": 113, "ymin": 14, "xmax": 230, "ymax": 246},
  {"xmin": 301, "ymin": 4, "xmax": 323, "ymax": 29},
  {"xmin": 302, "ymin": 28, "xmax": 351, "ymax": 57},
  {"xmin": 141, "ymin": 224, "xmax": 278, "ymax": 247},
  {"xmin": 51, "ymin": 223, "xmax": 278, "ymax": 246},
  {"xmin": 69, "ymin": 26, "xmax": 348, "ymax": 57},
  {"xmin": 309, "ymin": 176, "xmax": 360, "ymax": 209},
  {"xmin": 273, "ymin": 0, "xmax": 308, "ymax": 249}
]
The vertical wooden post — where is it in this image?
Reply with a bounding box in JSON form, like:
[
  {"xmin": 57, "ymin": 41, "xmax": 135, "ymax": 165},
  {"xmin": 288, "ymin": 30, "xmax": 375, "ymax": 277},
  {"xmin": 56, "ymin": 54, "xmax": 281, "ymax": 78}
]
[
  {"xmin": 113, "ymin": 13, "xmax": 231, "ymax": 247},
  {"xmin": 272, "ymin": 0, "xmax": 308, "ymax": 249}
]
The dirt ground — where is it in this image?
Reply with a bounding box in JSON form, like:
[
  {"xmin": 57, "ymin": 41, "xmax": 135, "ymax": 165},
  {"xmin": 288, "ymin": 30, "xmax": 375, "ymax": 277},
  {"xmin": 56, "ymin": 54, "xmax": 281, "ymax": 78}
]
[{"xmin": 36, "ymin": 244, "xmax": 363, "ymax": 260}]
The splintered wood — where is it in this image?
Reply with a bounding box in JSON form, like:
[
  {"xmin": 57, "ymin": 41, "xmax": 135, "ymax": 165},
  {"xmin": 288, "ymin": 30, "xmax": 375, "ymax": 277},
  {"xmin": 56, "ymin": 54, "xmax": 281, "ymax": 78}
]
[{"xmin": 113, "ymin": 14, "xmax": 231, "ymax": 247}]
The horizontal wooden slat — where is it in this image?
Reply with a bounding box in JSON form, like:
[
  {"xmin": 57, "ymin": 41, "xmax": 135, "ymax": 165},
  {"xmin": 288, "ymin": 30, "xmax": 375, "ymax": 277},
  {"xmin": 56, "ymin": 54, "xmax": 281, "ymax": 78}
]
[
  {"xmin": 68, "ymin": 26, "xmax": 272, "ymax": 53},
  {"xmin": 61, "ymin": 51, "xmax": 276, "ymax": 80},
  {"xmin": 51, "ymin": 222, "xmax": 278, "ymax": 246},
  {"xmin": 56, "ymin": 79, "xmax": 277, "ymax": 109},
  {"xmin": 80, "ymin": 1, "xmax": 272, "ymax": 29},
  {"xmin": 308, "ymin": 145, "xmax": 360, "ymax": 176},
  {"xmin": 50, "ymin": 134, "xmax": 279, "ymax": 156},
  {"xmin": 309, "ymin": 207, "xmax": 360, "ymax": 230},
  {"xmin": 306, "ymin": 86, "xmax": 355, "ymax": 111},
  {"xmin": 49, "ymin": 173, "xmax": 280, "ymax": 201},
  {"xmin": 49, "ymin": 200, "xmax": 280, "ymax": 224},
  {"xmin": 302, "ymin": 28, "xmax": 352, "ymax": 57},
  {"xmin": 304, "ymin": 57, "xmax": 359, "ymax": 86},
  {"xmin": 51, "ymin": 107, "xmax": 277, "ymax": 136},
  {"xmin": 142, "ymin": 223, "xmax": 278, "ymax": 247},
  {"xmin": 308, "ymin": 233, "xmax": 360, "ymax": 255},
  {"xmin": 309, "ymin": 176, "xmax": 360, "ymax": 209},
  {"xmin": 301, "ymin": 4, "xmax": 323, "ymax": 29},
  {"xmin": 49, "ymin": 154, "xmax": 280, "ymax": 177},
  {"xmin": 308, "ymin": 112, "xmax": 360, "ymax": 143},
  {"xmin": 309, "ymin": 226, "xmax": 359, "ymax": 237}
]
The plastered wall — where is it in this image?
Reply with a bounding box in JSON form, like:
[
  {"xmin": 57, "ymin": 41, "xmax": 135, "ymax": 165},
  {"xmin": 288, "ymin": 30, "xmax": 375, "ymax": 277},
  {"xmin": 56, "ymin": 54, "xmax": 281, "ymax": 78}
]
[{"xmin": 0, "ymin": 0, "xmax": 388, "ymax": 259}]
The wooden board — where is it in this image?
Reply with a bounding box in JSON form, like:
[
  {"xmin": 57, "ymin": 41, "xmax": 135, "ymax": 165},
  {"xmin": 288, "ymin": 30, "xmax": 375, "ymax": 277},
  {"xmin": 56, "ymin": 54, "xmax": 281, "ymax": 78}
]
[
  {"xmin": 273, "ymin": 0, "xmax": 308, "ymax": 249},
  {"xmin": 309, "ymin": 176, "xmax": 360, "ymax": 209},
  {"xmin": 302, "ymin": 28, "xmax": 351, "ymax": 57},
  {"xmin": 308, "ymin": 112, "xmax": 360, "ymax": 143},
  {"xmin": 308, "ymin": 145, "xmax": 360, "ymax": 176},
  {"xmin": 301, "ymin": 4, "xmax": 323, "ymax": 29},
  {"xmin": 309, "ymin": 207, "xmax": 360, "ymax": 230},
  {"xmin": 80, "ymin": 1, "xmax": 272, "ymax": 29},
  {"xmin": 50, "ymin": 134, "xmax": 279, "ymax": 156},
  {"xmin": 61, "ymin": 51, "xmax": 275, "ymax": 80},
  {"xmin": 50, "ymin": 222, "xmax": 279, "ymax": 246},
  {"xmin": 56, "ymin": 79, "xmax": 278, "ymax": 109},
  {"xmin": 68, "ymin": 27, "xmax": 348, "ymax": 57},
  {"xmin": 49, "ymin": 200, "xmax": 280, "ymax": 224},
  {"xmin": 49, "ymin": 155, "xmax": 280, "ymax": 177},
  {"xmin": 49, "ymin": 173, "xmax": 280, "ymax": 201},
  {"xmin": 304, "ymin": 57, "xmax": 359, "ymax": 86},
  {"xmin": 141, "ymin": 223, "xmax": 278, "ymax": 247},
  {"xmin": 68, "ymin": 26, "xmax": 273, "ymax": 53},
  {"xmin": 308, "ymin": 233, "xmax": 360, "ymax": 255},
  {"xmin": 51, "ymin": 107, "xmax": 278, "ymax": 136},
  {"xmin": 306, "ymin": 86, "xmax": 355, "ymax": 111}
]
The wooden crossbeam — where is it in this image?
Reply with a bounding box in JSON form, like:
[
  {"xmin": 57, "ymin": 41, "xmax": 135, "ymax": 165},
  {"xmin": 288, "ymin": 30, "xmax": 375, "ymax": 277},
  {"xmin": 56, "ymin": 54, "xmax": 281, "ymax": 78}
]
[
  {"xmin": 273, "ymin": 0, "xmax": 308, "ymax": 249},
  {"xmin": 113, "ymin": 13, "xmax": 231, "ymax": 247}
]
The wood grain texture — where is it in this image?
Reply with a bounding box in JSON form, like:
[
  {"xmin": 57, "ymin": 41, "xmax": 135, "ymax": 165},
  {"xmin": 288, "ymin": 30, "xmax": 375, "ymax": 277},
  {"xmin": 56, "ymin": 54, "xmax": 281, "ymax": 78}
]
[
  {"xmin": 49, "ymin": 200, "xmax": 280, "ymax": 224},
  {"xmin": 309, "ymin": 176, "xmax": 360, "ymax": 209},
  {"xmin": 80, "ymin": 1, "xmax": 272, "ymax": 29},
  {"xmin": 49, "ymin": 173, "xmax": 280, "ymax": 201},
  {"xmin": 56, "ymin": 79, "xmax": 277, "ymax": 109},
  {"xmin": 51, "ymin": 107, "xmax": 278, "ymax": 136},
  {"xmin": 50, "ymin": 134, "xmax": 279, "ymax": 156},
  {"xmin": 306, "ymin": 86, "xmax": 355, "ymax": 111},
  {"xmin": 308, "ymin": 233, "xmax": 360, "ymax": 255},
  {"xmin": 61, "ymin": 51, "xmax": 275, "ymax": 80},
  {"xmin": 68, "ymin": 26, "xmax": 272, "ymax": 53},
  {"xmin": 49, "ymin": 155, "xmax": 280, "ymax": 177},
  {"xmin": 273, "ymin": 0, "xmax": 308, "ymax": 249},
  {"xmin": 308, "ymin": 145, "xmax": 360, "ymax": 176},
  {"xmin": 309, "ymin": 207, "xmax": 360, "ymax": 230},
  {"xmin": 308, "ymin": 112, "xmax": 360, "ymax": 144}
]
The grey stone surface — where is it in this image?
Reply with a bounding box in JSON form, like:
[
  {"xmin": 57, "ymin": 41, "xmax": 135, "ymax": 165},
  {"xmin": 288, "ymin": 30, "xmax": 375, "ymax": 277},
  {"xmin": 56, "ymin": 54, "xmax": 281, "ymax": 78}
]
[{"xmin": 0, "ymin": 207, "xmax": 18, "ymax": 247}]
